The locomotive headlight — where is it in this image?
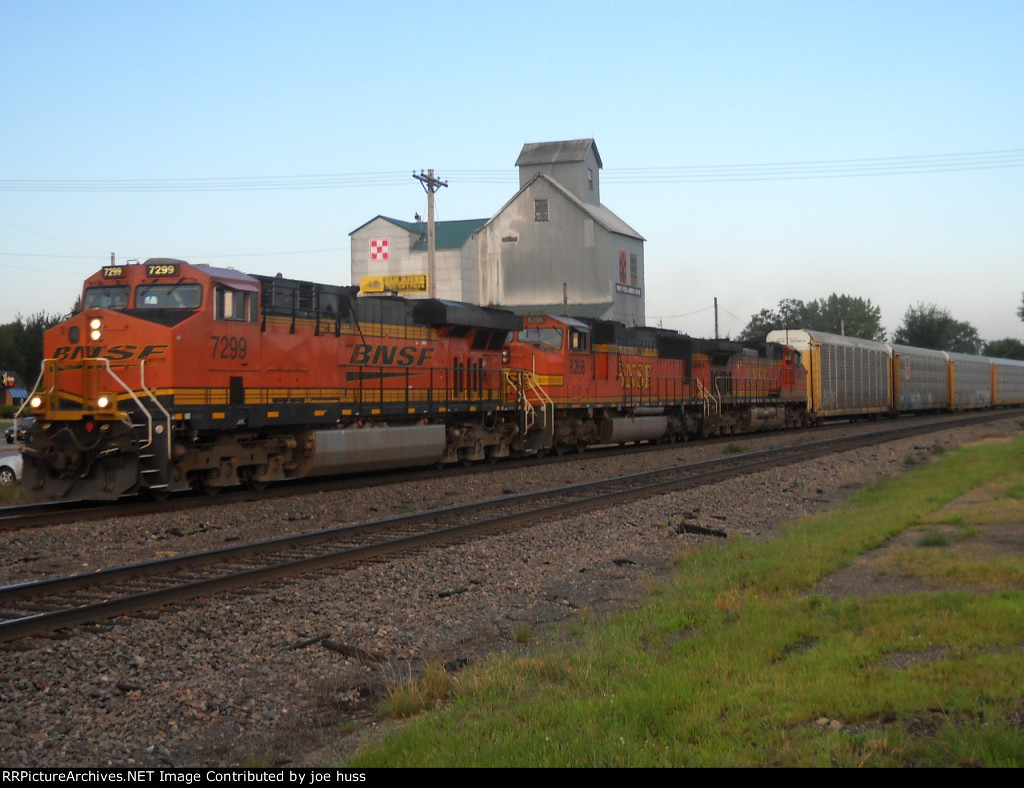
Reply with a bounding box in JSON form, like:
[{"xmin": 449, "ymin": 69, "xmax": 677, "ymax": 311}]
[
  {"xmin": 29, "ymin": 395, "xmax": 43, "ymax": 409},
  {"xmin": 96, "ymin": 395, "xmax": 111, "ymax": 409},
  {"xmin": 89, "ymin": 317, "xmax": 103, "ymax": 342}
]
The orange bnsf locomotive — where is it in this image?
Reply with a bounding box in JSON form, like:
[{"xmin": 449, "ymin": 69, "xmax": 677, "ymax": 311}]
[
  {"xmin": 20, "ymin": 259, "xmax": 809, "ymax": 501},
  {"xmin": 21, "ymin": 259, "xmax": 519, "ymax": 500},
  {"xmin": 503, "ymin": 314, "xmax": 807, "ymax": 454}
]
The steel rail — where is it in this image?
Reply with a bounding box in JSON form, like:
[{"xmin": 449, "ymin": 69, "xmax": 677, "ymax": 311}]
[{"xmin": 0, "ymin": 411, "xmax": 1016, "ymax": 643}]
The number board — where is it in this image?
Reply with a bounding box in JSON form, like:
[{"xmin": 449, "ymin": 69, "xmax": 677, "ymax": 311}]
[
  {"xmin": 146, "ymin": 262, "xmax": 178, "ymax": 277},
  {"xmin": 102, "ymin": 266, "xmax": 125, "ymax": 278}
]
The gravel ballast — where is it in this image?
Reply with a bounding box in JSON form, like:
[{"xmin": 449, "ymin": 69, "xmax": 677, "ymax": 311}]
[{"xmin": 0, "ymin": 417, "xmax": 1018, "ymax": 766}]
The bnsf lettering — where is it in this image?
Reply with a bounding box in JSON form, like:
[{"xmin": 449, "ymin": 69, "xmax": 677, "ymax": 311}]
[
  {"xmin": 617, "ymin": 361, "xmax": 652, "ymax": 390},
  {"xmin": 52, "ymin": 346, "xmax": 103, "ymax": 361},
  {"xmin": 52, "ymin": 344, "xmax": 168, "ymax": 361},
  {"xmin": 349, "ymin": 344, "xmax": 435, "ymax": 366},
  {"xmin": 137, "ymin": 345, "xmax": 166, "ymax": 360}
]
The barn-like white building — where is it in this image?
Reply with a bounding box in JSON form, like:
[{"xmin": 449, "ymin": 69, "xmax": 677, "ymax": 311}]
[{"xmin": 350, "ymin": 139, "xmax": 646, "ymax": 325}]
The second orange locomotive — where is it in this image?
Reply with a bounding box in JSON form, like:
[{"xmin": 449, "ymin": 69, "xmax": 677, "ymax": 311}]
[{"xmin": 504, "ymin": 313, "xmax": 807, "ymax": 454}]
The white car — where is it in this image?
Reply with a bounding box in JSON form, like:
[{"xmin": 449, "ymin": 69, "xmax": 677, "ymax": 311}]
[{"xmin": 0, "ymin": 451, "xmax": 23, "ymax": 486}]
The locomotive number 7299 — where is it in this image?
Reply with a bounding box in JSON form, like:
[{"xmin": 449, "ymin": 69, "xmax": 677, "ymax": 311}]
[{"xmin": 211, "ymin": 335, "xmax": 247, "ymax": 360}]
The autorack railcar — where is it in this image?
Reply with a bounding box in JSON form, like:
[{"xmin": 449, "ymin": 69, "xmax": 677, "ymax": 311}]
[
  {"xmin": 766, "ymin": 329, "xmax": 891, "ymax": 419},
  {"xmin": 769, "ymin": 328, "xmax": 1023, "ymax": 420},
  {"xmin": 992, "ymin": 358, "xmax": 1024, "ymax": 406}
]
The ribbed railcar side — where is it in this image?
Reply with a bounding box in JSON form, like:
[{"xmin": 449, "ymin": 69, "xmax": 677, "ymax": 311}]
[
  {"xmin": 889, "ymin": 344, "xmax": 950, "ymax": 412},
  {"xmin": 766, "ymin": 329, "xmax": 891, "ymax": 420},
  {"xmin": 946, "ymin": 352, "xmax": 994, "ymax": 410},
  {"xmin": 991, "ymin": 357, "xmax": 1024, "ymax": 406}
]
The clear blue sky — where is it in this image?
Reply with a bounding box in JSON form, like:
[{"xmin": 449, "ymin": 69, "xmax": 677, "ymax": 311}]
[{"xmin": 2, "ymin": 0, "xmax": 1022, "ymax": 342}]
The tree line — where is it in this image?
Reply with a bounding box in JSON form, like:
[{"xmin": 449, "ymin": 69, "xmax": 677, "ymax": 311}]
[
  {"xmin": 0, "ymin": 312, "xmax": 67, "ymax": 387},
  {"xmin": 737, "ymin": 293, "xmax": 1024, "ymax": 360}
]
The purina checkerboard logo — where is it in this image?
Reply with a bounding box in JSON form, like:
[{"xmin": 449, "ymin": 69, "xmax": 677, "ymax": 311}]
[{"xmin": 370, "ymin": 238, "xmax": 389, "ymax": 261}]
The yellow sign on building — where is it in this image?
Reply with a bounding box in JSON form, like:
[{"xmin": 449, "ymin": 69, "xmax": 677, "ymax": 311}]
[{"xmin": 360, "ymin": 274, "xmax": 429, "ymax": 294}]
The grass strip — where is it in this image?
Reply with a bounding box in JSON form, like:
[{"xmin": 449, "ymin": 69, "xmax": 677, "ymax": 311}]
[{"xmin": 346, "ymin": 434, "xmax": 1024, "ymax": 767}]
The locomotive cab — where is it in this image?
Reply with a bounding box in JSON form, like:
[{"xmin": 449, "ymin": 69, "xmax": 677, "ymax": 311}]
[
  {"xmin": 502, "ymin": 315, "xmax": 592, "ymax": 453},
  {"xmin": 21, "ymin": 259, "xmax": 268, "ymax": 500},
  {"xmin": 506, "ymin": 315, "xmax": 592, "ymax": 389}
]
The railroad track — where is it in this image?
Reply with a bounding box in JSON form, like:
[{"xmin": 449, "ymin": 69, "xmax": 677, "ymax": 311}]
[
  {"xmin": 1, "ymin": 409, "xmax": 1014, "ymax": 532},
  {"xmin": 1, "ymin": 411, "xmax": 1013, "ymax": 644}
]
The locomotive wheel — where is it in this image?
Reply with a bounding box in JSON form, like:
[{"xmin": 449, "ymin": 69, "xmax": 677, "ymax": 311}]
[
  {"xmin": 193, "ymin": 473, "xmax": 222, "ymax": 496},
  {"xmin": 141, "ymin": 487, "xmax": 171, "ymax": 502},
  {"xmin": 239, "ymin": 468, "xmax": 268, "ymax": 491}
]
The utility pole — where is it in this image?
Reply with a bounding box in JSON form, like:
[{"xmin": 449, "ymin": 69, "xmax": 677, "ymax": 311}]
[
  {"xmin": 714, "ymin": 297, "xmax": 720, "ymax": 339},
  {"xmin": 413, "ymin": 169, "xmax": 448, "ymax": 298}
]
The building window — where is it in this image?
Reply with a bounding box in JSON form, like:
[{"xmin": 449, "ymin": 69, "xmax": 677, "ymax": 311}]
[
  {"xmin": 587, "ymin": 168, "xmax": 594, "ymax": 190},
  {"xmin": 534, "ymin": 199, "xmax": 548, "ymax": 222}
]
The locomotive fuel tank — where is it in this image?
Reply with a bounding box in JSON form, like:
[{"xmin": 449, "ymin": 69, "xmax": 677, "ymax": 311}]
[
  {"xmin": 742, "ymin": 406, "xmax": 787, "ymax": 431},
  {"xmin": 290, "ymin": 424, "xmax": 447, "ymax": 477},
  {"xmin": 598, "ymin": 415, "xmax": 669, "ymax": 444}
]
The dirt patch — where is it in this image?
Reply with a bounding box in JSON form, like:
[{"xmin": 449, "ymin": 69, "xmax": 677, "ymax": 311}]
[{"xmin": 814, "ymin": 480, "xmax": 1024, "ymax": 600}]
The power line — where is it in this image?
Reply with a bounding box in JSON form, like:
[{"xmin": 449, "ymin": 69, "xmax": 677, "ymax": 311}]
[
  {"xmin": 1, "ymin": 149, "xmax": 1021, "ymax": 192},
  {"xmin": 604, "ymin": 148, "xmax": 1024, "ymax": 183},
  {"xmin": 648, "ymin": 305, "xmax": 716, "ymax": 320},
  {"xmin": 0, "ymin": 172, "xmax": 416, "ymax": 193}
]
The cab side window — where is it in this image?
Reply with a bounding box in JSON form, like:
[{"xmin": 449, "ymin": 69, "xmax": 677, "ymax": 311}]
[{"xmin": 216, "ymin": 287, "xmax": 256, "ymax": 322}]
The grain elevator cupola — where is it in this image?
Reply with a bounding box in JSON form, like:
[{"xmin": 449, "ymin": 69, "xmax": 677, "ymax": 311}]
[{"xmin": 515, "ymin": 139, "xmax": 603, "ymax": 206}]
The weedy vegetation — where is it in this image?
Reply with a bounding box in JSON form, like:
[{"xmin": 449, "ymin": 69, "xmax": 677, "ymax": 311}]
[{"xmin": 342, "ymin": 430, "xmax": 1024, "ymax": 767}]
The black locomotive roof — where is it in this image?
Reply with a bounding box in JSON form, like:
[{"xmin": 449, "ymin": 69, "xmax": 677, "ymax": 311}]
[
  {"xmin": 411, "ymin": 299, "xmax": 519, "ymax": 332},
  {"xmin": 347, "ymin": 294, "xmax": 518, "ymax": 333},
  {"xmin": 588, "ymin": 319, "xmax": 696, "ymax": 358}
]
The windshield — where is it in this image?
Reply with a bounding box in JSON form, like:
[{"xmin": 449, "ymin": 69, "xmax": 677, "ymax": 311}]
[
  {"xmin": 136, "ymin": 284, "xmax": 203, "ymax": 309},
  {"xmin": 516, "ymin": 327, "xmax": 563, "ymax": 351},
  {"xmin": 83, "ymin": 286, "xmax": 130, "ymax": 311}
]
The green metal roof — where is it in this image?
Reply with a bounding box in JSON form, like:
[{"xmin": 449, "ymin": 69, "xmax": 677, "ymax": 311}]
[{"xmin": 379, "ymin": 216, "xmax": 488, "ymax": 251}]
